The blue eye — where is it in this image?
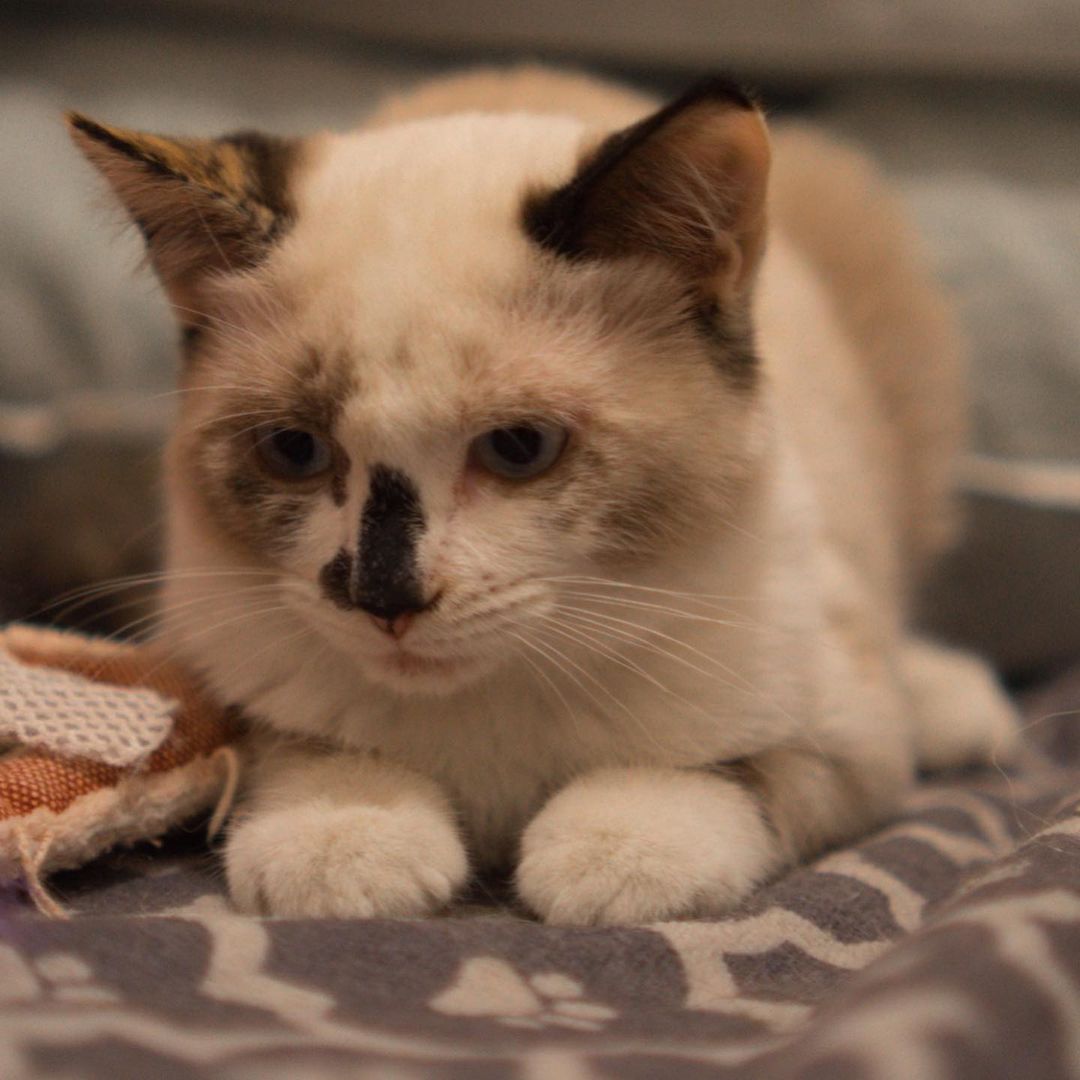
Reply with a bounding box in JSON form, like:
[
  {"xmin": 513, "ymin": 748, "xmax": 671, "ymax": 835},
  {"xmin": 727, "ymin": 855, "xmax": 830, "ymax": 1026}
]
[
  {"xmin": 255, "ymin": 425, "xmax": 332, "ymax": 479},
  {"xmin": 471, "ymin": 423, "xmax": 568, "ymax": 479}
]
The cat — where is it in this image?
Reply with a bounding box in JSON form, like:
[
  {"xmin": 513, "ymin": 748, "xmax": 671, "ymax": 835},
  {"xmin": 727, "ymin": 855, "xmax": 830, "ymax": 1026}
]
[{"xmin": 68, "ymin": 67, "xmax": 1019, "ymax": 924}]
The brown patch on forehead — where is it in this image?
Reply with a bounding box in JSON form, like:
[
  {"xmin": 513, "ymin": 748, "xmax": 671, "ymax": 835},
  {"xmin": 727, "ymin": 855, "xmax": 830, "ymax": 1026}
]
[
  {"xmin": 292, "ymin": 346, "xmax": 361, "ymax": 431},
  {"xmin": 193, "ymin": 340, "xmax": 358, "ymax": 436}
]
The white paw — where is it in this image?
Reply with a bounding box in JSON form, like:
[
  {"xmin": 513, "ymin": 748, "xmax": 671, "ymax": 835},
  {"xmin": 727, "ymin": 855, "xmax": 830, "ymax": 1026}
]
[
  {"xmin": 226, "ymin": 802, "xmax": 468, "ymax": 918},
  {"xmin": 516, "ymin": 768, "xmax": 778, "ymax": 926},
  {"xmin": 903, "ymin": 640, "xmax": 1021, "ymax": 771}
]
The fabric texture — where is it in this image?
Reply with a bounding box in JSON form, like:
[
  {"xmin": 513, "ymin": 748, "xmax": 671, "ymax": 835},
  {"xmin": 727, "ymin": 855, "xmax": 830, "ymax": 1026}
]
[
  {"xmin": 1, "ymin": 667, "xmax": 1078, "ymax": 1079},
  {"xmin": 0, "ymin": 626, "xmax": 239, "ymax": 879},
  {"xmin": 0, "ymin": 651, "xmax": 175, "ymax": 768}
]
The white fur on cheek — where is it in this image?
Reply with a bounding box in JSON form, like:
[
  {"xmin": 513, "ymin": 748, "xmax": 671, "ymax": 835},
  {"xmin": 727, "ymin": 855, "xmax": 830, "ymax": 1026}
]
[{"xmin": 516, "ymin": 767, "xmax": 781, "ymax": 926}]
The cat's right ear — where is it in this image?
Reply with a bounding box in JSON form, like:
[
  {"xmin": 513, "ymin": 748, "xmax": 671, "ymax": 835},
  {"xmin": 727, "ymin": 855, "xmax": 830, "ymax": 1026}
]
[{"xmin": 66, "ymin": 113, "xmax": 300, "ymax": 321}]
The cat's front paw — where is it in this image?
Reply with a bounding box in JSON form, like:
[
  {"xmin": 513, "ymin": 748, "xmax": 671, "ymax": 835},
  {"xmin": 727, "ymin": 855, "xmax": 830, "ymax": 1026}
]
[
  {"xmin": 226, "ymin": 802, "xmax": 468, "ymax": 918},
  {"xmin": 516, "ymin": 768, "xmax": 778, "ymax": 926}
]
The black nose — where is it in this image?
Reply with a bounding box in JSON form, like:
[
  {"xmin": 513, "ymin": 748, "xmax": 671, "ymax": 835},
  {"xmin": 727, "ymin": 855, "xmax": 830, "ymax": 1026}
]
[
  {"xmin": 318, "ymin": 463, "xmax": 432, "ymax": 628},
  {"xmin": 354, "ymin": 589, "xmax": 429, "ymax": 623},
  {"xmin": 358, "ymin": 590, "xmax": 439, "ymax": 640},
  {"xmin": 353, "ymin": 464, "xmax": 427, "ymax": 623}
]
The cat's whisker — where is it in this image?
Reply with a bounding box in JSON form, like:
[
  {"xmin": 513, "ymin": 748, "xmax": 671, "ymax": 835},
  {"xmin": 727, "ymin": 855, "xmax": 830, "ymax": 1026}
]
[
  {"xmin": 539, "ymin": 574, "xmax": 753, "ymax": 607},
  {"xmin": 552, "ymin": 602, "xmax": 759, "ymax": 695},
  {"xmin": 553, "ymin": 582, "xmax": 848, "ymax": 654},
  {"xmin": 534, "ymin": 610, "xmax": 749, "ymax": 724},
  {"xmin": 140, "ymin": 601, "xmax": 294, "ymax": 653},
  {"xmin": 171, "ymin": 304, "xmax": 303, "ymax": 386},
  {"xmin": 149, "ymin": 382, "xmax": 274, "ymax": 401},
  {"xmin": 501, "ymin": 628, "xmax": 598, "ymax": 745},
  {"xmin": 87, "ymin": 584, "xmax": 285, "ymax": 650},
  {"xmin": 211, "ymin": 620, "xmax": 320, "ymax": 697},
  {"xmin": 504, "ymin": 636, "xmax": 580, "ymax": 731},
  {"xmin": 45, "ymin": 565, "xmax": 278, "ymax": 601},
  {"xmin": 424, "ymin": 584, "xmax": 545, "ymax": 639},
  {"xmin": 524, "ymin": 622, "xmax": 660, "ymax": 734},
  {"xmin": 555, "ymin": 590, "xmax": 757, "ymax": 631},
  {"xmin": 191, "ymin": 408, "xmax": 286, "ymax": 436},
  {"xmin": 32, "ymin": 568, "xmax": 280, "ymax": 623},
  {"xmin": 535, "ymin": 611, "xmax": 687, "ymax": 703},
  {"xmin": 523, "ymin": 622, "xmax": 672, "ymax": 755},
  {"xmin": 552, "ymin": 583, "xmax": 834, "ymax": 649},
  {"xmin": 80, "ymin": 583, "xmax": 286, "ymax": 645},
  {"xmin": 532, "ymin": 613, "xmax": 735, "ymax": 738},
  {"xmin": 172, "ymin": 304, "xmax": 263, "ymax": 344},
  {"xmin": 557, "ymin": 602, "xmax": 804, "ymax": 732},
  {"xmin": 506, "ymin": 624, "xmax": 617, "ymax": 717},
  {"xmin": 71, "ymin": 596, "xmax": 293, "ymax": 689}
]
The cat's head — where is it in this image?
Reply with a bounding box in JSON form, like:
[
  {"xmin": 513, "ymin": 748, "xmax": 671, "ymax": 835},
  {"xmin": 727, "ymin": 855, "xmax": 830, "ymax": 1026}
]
[{"xmin": 69, "ymin": 77, "xmax": 772, "ymax": 696}]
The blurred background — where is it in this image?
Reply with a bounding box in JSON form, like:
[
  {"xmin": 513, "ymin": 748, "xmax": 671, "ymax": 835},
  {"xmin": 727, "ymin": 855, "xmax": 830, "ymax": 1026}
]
[{"xmin": 1, "ymin": 1, "xmax": 1078, "ymax": 682}]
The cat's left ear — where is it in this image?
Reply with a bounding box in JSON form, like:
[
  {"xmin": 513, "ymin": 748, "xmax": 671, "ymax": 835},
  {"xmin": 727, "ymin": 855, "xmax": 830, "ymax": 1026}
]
[
  {"xmin": 66, "ymin": 114, "xmax": 299, "ymax": 315},
  {"xmin": 524, "ymin": 77, "xmax": 770, "ymax": 301}
]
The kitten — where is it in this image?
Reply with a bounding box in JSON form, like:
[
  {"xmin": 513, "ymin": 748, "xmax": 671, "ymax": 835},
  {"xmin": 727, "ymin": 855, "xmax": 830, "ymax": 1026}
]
[{"xmin": 69, "ymin": 68, "xmax": 1018, "ymax": 923}]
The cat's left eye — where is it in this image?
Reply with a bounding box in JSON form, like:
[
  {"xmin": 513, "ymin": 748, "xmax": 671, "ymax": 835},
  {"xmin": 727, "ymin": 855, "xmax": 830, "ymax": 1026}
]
[
  {"xmin": 470, "ymin": 423, "xmax": 568, "ymax": 480},
  {"xmin": 254, "ymin": 425, "xmax": 332, "ymax": 480}
]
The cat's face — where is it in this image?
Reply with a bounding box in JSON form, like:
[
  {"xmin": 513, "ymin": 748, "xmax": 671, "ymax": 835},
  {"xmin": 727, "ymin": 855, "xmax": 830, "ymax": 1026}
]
[{"xmin": 71, "ymin": 80, "xmax": 771, "ymax": 696}]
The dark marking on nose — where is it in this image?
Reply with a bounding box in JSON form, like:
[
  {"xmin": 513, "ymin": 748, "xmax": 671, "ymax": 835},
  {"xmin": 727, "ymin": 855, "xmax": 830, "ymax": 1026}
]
[
  {"xmin": 356, "ymin": 464, "xmax": 427, "ymax": 619},
  {"xmin": 317, "ymin": 465, "xmax": 429, "ymax": 620},
  {"xmin": 318, "ymin": 548, "xmax": 355, "ymax": 610}
]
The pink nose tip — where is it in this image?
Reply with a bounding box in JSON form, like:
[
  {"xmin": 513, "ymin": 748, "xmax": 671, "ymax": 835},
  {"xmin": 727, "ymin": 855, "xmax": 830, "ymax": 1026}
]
[{"xmin": 369, "ymin": 612, "xmax": 414, "ymax": 639}]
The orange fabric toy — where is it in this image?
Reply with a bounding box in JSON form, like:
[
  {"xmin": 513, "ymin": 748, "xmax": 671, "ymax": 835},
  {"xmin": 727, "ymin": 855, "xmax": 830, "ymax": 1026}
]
[{"xmin": 0, "ymin": 624, "xmax": 241, "ymax": 915}]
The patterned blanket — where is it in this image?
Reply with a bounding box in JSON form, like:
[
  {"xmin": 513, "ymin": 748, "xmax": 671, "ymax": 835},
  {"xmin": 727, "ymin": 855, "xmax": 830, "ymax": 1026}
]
[{"xmin": 1, "ymin": 667, "xmax": 1078, "ymax": 1080}]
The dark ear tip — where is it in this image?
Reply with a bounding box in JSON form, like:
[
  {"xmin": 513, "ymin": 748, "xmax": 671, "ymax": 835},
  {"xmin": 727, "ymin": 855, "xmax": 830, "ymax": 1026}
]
[
  {"xmin": 64, "ymin": 111, "xmax": 104, "ymax": 143},
  {"xmin": 675, "ymin": 74, "xmax": 761, "ymax": 113}
]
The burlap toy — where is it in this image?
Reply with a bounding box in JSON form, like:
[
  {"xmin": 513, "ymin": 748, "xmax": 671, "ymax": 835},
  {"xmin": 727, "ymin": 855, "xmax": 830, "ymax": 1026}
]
[{"xmin": 0, "ymin": 624, "xmax": 241, "ymax": 916}]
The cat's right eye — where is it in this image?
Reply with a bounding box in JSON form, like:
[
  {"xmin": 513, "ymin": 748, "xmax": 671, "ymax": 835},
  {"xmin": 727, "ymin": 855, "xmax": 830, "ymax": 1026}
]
[
  {"xmin": 470, "ymin": 423, "xmax": 568, "ymax": 480},
  {"xmin": 254, "ymin": 425, "xmax": 332, "ymax": 481}
]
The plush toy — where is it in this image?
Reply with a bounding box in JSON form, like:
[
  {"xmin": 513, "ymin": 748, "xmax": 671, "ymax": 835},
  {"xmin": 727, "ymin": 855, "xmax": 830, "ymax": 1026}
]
[{"xmin": 0, "ymin": 624, "xmax": 241, "ymax": 916}]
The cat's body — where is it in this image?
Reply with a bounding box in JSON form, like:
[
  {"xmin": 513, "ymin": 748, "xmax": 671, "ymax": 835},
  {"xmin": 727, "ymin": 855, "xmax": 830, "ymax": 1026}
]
[{"xmin": 70, "ymin": 68, "xmax": 1018, "ymax": 923}]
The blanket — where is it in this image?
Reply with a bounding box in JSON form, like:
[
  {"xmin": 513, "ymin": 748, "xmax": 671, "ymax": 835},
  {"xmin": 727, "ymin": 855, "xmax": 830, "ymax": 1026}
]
[{"xmin": 1, "ymin": 667, "xmax": 1078, "ymax": 1079}]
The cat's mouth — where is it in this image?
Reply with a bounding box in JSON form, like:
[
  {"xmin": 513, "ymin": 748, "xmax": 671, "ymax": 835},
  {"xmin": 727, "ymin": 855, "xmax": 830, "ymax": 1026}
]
[
  {"xmin": 379, "ymin": 648, "xmax": 476, "ymax": 677},
  {"xmin": 363, "ymin": 642, "xmax": 500, "ymax": 695}
]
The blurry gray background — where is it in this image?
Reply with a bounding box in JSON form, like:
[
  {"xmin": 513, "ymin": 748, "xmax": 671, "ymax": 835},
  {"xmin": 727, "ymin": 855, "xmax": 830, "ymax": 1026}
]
[{"xmin": 1, "ymin": 1, "xmax": 1078, "ymax": 678}]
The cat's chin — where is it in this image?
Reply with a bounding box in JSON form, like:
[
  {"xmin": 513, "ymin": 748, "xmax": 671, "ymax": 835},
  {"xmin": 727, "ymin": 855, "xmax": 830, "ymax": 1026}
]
[{"xmin": 358, "ymin": 647, "xmax": 501, "ymax": 696}]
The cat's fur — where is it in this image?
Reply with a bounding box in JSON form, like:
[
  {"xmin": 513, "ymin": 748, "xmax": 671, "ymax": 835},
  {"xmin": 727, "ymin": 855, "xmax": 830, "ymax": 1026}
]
[{"xmin": 69, "ymin": 68, "xmax": 1018, "ymax": 923}]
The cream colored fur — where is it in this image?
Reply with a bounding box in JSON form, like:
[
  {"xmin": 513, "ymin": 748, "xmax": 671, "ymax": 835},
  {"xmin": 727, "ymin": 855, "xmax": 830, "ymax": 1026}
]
[{"xmin": 145, "ymin": 69, "xmax": 1018, "ymax": 924}]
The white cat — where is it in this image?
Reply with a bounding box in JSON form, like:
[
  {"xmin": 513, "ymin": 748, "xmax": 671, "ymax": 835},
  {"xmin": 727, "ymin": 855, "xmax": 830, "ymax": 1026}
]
[{"xmin": 69, "ymin": 68, "xmax": 1018, "ymax": 923}]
